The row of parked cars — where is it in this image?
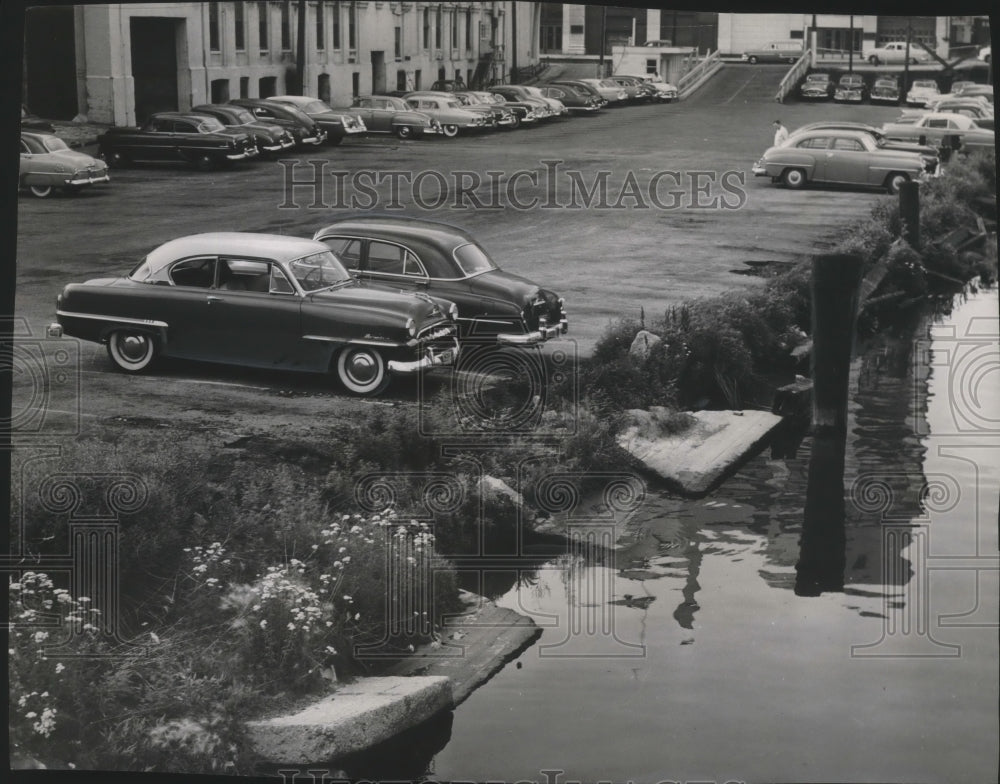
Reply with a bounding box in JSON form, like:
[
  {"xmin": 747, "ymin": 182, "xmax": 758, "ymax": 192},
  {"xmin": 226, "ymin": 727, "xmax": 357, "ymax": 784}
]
[
  {"xmin": 18, "ymin": 74, "xmax": 678, "ymax": 197},
  {"xmin": 799, "ymin": 73, "xmax": 994, "ymax": 106},
  {"xmin": 47, "ymin": 216, "xmax": 569, "ymax": 396}
]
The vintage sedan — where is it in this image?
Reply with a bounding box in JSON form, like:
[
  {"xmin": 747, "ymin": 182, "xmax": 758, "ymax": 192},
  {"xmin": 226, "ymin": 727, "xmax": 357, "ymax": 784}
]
[
  {"xmin": 403, "ymin": 94, "xmax": 490, "ymax": 137},
  {"xmin": 799, "ymin": 73, "xmax": 835, "ymax": 100},
  {"xmin": 834, "ymin": 74, "xmax": 867, "ymax": 103},
  {"xmin": 493, "ymin": 85, "xmax": 569, "ymax": 115},
  {"xmin": 609, "ymin": 76, "xmax": 658, "ymax": 102},
  {"xmin": 867, "ymin": 41, "xmax": 929, "ymax": 65},
  {"xmin": 407, "ymin": 91, "xmax": 501, "ymax": 129},
  {"xmin": 538, "ymin": 84, "xmax": 604, "ymax": 113},
  {"xmin": 869, "ymin": 77, "xmax": 900, "ymax": 104},
  {"xmin": 338, "ymin": 95, "xmax": 440, "ymax": 139},
  {"xmin": 97, "ymin": 113, "xmax": 256, "ymax": 169},
  {"xmin": 752, "ymin": 129, "xmax": 928, "ymax": 194},
  {"xmin": 881, "ymin": 112, "xmax": 995, "ymax": 152},
  {"xmin": 452, "ymin": 92, "xmax": 520, "ymax": 127},
  {"xmin": 478, "ymin": 91, "xmax": 547, "ymax": 124},
  {"xmin": 786, "ymin": 121, "xmax": 940, "ymax": 172},
  {"xmin": 615, "ymin": 74, "xmax": 678, "ymax": 102},
  {"xmin": 191, "ymin": 104, "xmax": 295, "ymax": 153},
  {"xmin": 49, "ymin": 234, "xmax": 460, "ymax": 396},
  {"xmin": 901, "ymin": 100, "xmax": 995, "ymax": 130},
  {"xmin": 19, "ymin": 132, "xmax": 110, "ymax": 198},
  {"xmin": 573, "ymin": 79, "xmax": 629, "ymax": 104},
  {"xmin": 312, "ymin": 217, "xmax": 568, "ymax": 346},
  {"xmin": 268, "ymin": 95, "xmax": 367, "ymax": 144},
  {"xmin": 228, "ymin": 99, "xmax": 327, "ymax": 147},
  {"xmin": 906, "ymin": 79, "xmax": 941, "ymax": 106}
]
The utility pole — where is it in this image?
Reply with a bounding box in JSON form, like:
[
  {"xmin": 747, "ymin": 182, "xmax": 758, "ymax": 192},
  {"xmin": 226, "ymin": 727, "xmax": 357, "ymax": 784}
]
[
  {"xmin": 848, "ymin": 15, "xmax": 854, "ymax": 73},
  {"xmin": 599, "ymin": 4, "xmax": 607, "ymax": 76},
  {"xmin": 510, "ymin": 2, "xmax": 518, "ymax": 84},
  {"xmin": 295, "ymin": 0, "xmax": 306, "ymax": 94}
]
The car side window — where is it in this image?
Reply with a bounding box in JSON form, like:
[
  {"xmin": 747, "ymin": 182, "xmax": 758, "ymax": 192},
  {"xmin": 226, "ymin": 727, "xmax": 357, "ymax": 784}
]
[
  {"xmin": 797, "ymin": 137, "xmax": 829, "ymax": 149},
  {"xmin": 169, "ymin": 257, "xmax": 217, "ymax": 288},
  {"xmin": 367, "ymin": 241, "xmax": 406, "ymax": 275},
  {"xmin": 403, "ymin": 251, "xmax": 426, "ymax": 277},
  {"xmin": 925, "ymin": 119, "xmax": 947, "ymax": 128},
  {"xmin": 320, "ymin": 237, "xmax": 362, "ymax": 268},
  {"xmin": 218, "ymin": 259, "xmax": 271, "ymax": 292},
  {"xmin": 19, "ymin": 139, "xmax": 31, "ymax": 154},
  {"xmin": 269, "ymin": 265, "xmax": 296, "ymax": 295},
  {"xmin": 832, "ymin": 138, "xmax": 864, "ymax": 151}
]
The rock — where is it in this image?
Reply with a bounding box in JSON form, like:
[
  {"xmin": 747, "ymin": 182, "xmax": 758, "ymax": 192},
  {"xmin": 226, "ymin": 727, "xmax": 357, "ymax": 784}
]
[
  {"xmin": 245, "ymin": 676, "xmax": 453, "ymax": 763},
  {"xmin": 478, "ymin": 474, "xmax": 524, "ymax": 507},
  {"xmin": 628, "ymin": 330, "xmax": 662, "ymax": 364}
]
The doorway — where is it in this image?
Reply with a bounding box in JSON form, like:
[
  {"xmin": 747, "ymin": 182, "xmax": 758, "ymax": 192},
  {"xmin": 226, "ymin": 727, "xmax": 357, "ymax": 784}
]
[
  {"xmin": 370, "ymin": 50, "xmax": 386, "ymax": 95},
  {"xmin": 130, "ymin": 17, "xmax": 180, "ymax": 123}
]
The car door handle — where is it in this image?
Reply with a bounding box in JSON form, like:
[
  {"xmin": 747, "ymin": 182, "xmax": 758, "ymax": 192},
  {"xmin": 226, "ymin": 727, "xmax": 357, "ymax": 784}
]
[{"xmin": 206, "ymin": 295, "xmax": 222, "ymax": 303}]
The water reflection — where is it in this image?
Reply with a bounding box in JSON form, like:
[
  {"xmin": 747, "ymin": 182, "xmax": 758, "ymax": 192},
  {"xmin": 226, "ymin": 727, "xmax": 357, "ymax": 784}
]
[{"xmin": 795, "ymin": 432, "xmax": 848, "ymax": 595}]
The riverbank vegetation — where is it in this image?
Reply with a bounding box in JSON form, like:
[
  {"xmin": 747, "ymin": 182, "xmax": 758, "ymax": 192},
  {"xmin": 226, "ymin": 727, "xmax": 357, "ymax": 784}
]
[{"xmin": 10, "ymin": 151, "xmax": 997, "ymax": 773}]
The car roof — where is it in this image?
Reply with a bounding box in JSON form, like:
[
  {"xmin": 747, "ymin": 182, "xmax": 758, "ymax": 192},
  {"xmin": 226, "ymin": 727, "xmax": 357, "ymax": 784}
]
[
  {"xmin": 153, "ymin": 111, "xmax": 219, "ymax": 122},
  {"xmin": 315, "ymin": 216, "xmax": 475, "ymax": 247},
  {"xmin": 20, "ymin": 130, "xmax": 56, "ymax": 143},
  {"xmin": 146, "ymin": 233, "xmax": 330, "ymax": 272}
]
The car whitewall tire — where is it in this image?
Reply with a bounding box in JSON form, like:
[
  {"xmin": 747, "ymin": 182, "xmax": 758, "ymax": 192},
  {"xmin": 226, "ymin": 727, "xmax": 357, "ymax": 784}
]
[
  {"xmin": 107, "ymin": 331, "xmax": 157, "ymax": 373},
  {"xmin": 336, "ymin": 347, "xmax": 390, "ymax": 396},
  {"xmin": 28, "ymin": 184, "xmax": 53, "ymax": 198},
  {"xmin": 441, "ymin": 124, "xmax": 459, "ymax": 138}
]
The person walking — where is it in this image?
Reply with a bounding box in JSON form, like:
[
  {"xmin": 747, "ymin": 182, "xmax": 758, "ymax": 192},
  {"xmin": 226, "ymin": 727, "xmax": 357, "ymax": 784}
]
[{"xmin": 773, "ymin": 119, "xmax": 789, "ymax": 147}]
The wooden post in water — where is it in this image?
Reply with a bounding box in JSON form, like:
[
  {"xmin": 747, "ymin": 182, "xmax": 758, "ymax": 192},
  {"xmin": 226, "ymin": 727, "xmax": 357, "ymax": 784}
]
[
  {"xmin": 899, "ymin": 180, "xmax": 921, "ymax": 248},
  {"xmin": 810, "ymin": 253, "xmax": 864, "ymax": 434}
]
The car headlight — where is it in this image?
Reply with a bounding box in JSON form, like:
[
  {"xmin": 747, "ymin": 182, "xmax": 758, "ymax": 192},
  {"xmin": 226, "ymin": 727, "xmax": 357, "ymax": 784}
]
[{"xmin": 406, "ymin": 317, "xmax": 416, "ymax": 337}]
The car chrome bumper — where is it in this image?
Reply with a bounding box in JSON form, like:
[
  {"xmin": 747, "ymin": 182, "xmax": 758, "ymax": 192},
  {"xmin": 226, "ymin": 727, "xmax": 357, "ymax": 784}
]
[
  {"xmin": 752, "ymin": 162, "xmax": 768, "ymax": 176},
  {"xmin": 262, "ymin": 139, "xmax": 296, "ymax": 151},
  {"xmin": 301, "ymin": 135, "xmax": 324, "ymax": 145},
  {"xmin": 46, "ymin": 322, "xmax": 63, "ymax": 338},
  {"xmin": 387, "ymin": 342, "xmax": 459, "ymax": 374},
  {"xmin": 226, "ymin": 148, "xmax": 257, "ymax": 160},
  {"xmin": 496, "ymin": 318, "xmax": 568, "ymax": 346},
  {"xmin": 66, "ymin": 172, "xmax": 110, "ymax": 186}
]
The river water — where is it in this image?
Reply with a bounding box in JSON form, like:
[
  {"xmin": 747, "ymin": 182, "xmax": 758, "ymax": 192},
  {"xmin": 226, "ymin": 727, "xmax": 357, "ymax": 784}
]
[{"xmin": 345, "ymin": 290, "xmax": 999, "ymax": 784}]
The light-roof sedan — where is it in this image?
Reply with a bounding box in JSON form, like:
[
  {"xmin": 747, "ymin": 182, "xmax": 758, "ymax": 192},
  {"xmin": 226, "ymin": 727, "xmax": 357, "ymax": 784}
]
[
  {"xmin": 50, "ymin": 234, "xmax": 460, "ymax": 396},
  {"xmin": 753, "ymin": 130, "xmax": 928, "ymax": 193}
]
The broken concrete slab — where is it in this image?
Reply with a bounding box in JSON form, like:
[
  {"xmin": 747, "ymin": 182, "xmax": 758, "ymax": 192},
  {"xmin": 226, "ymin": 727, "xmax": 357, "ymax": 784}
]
[
  {"xmin": 618, "ymin": 407, "xmax": 783, "ymax": 497},
  {"xmin": 246, "ymin": 675, "xmax": 452, "ymax": 764},
  {"xmin": 384, "ymin": 592, "xmax": 541, "ymax": 706}
]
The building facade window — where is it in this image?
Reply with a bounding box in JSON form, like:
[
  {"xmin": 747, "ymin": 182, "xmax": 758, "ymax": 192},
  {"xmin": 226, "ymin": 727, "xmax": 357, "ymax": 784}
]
[
  {"xmin": 465, "ymin": 10, "xmax": 472, "ymax": 49},
  {"xmin": 316, "ymin": 2, "xmax": 325, "ymax": 50},
  {"xmin": 351, "ymin": 71, "xmax": 360, "ymax": 97},
  {"xmin": 540, "ymin": 24, "xmax": 562, "ymax": 53},
  {"xmin": 211, "ymin": 78, "xmax": 230, "ymax": 102},
  {"xmin": 423, "ymin": 9, "xmax": 430, "ymax": 49},
  {"xmin": 348, "ymin": 1, "xmax": 356, "ymax": 49},
  {"xmin": 413, "ymin": 68, "xmax": 421, "ymax": 89},
  {"xmin": 258, "ymin": 1, "xmax": 269, "ymax": 52},
  {"xmin": 451, "ymin": 9, "xmax": 458, "ymax": 48},
  {"xmin": 259, "ymin": 75, "xmax": 277, "ymax": 97},
  {"xmin": 318, "ymin": 73, "xmax": 331, "ymax": 102},
  {"xmin": 435, "ymin": 7, "xmax": 442, "ymax": 48},
  {"xmin": 281, "ymin": 2, "xmax": 291, "ymax": 51},
  {"xmin": 394, "ymin": 26, "xmax": 402, "ymax": 59},
  {"xmin": 239, "ymin": 76, "xmax": 249, "ymax": 97},
  {"xmin": 332, "ymin": 3, "xmax": 340, "ymax": 48},
  {"xmin": 209, "ymin": 3, "xmax": 221, "ymax": 51},
  {"xmin": 234, "ymin": 2, "xmax": 246, "ymax": 50},
  {"xmin": 396, "ymin": 69, "xmax": 407, "ymax": 90}
]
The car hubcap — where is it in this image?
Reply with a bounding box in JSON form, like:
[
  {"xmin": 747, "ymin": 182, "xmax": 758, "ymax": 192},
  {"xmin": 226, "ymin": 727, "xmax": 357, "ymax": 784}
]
[
  {"xmin": 348, "ymin": 352, "xmax": 378, "ymax": 384},
  {"xmin": 119, "ymin": 335, "xmax": 149, "ymax": 362}
]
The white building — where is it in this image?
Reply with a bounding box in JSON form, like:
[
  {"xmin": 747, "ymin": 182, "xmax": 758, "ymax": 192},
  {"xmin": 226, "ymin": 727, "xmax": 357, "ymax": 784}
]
[{"xmin": 25, "ymin": 2, "xmax": 540, "ymax": 126}]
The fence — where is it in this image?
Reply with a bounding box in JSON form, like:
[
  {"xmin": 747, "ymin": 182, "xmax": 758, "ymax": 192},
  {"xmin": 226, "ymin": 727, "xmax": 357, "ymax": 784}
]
[
  {"xmin": 676, "ymin": 49, "xmax": 723, "ymax": 100},
  {"xmin": 775, "ymin": 48, "xmax": 812, "ymax": 103}
]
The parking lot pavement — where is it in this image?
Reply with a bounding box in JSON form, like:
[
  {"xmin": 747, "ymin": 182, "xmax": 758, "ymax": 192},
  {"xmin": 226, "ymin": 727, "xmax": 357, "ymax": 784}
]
[{"xmin": 15, "ymin": 95, "xmax": 909, "ymax": 423}]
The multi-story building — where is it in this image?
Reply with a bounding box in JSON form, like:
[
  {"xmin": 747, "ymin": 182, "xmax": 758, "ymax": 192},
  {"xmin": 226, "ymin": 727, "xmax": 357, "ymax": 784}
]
[{"xmin": 23, "ymin": 2, "xmax": 541, "ymax": 126}]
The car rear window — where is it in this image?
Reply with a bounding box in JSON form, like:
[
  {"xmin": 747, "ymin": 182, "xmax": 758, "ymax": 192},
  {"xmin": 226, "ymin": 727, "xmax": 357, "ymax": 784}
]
[{"xmin": 453, "ymin": 244, "xmax": 497, "ymax": 276}]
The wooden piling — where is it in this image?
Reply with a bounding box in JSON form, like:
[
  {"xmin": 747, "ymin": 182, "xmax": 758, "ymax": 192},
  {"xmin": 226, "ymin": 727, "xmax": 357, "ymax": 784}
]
[
  {"xmin": 899, "ymin": 180, "xmax": 921, "ymax": 249},
  {"xmin": 810, "ymin": 253, "xmax": 864, "ymax": 433}
]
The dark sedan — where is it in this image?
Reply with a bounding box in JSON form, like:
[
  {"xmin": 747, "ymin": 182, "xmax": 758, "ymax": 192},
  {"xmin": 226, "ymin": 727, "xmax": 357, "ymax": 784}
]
[
  {"xmin": 228, "ymin": 99, "xmax": 327, "ymax": 147},
  {"xmin": 312, "ymin": 217, "xmax": 568, "ymax": 346},
  {"xmin": 191, "ymin": 104, "xmax": 295, "ymax": 153},
  {"xmin": 800, "ymin": 73, "xmax": 835, "ymax": 100},
  {"xmin": 97, "ymin": 112, "xmax": 256, "ymax": 169},
  {"xmin": 337, "ymin": 95, "xmax": 441, "ymax": 138},
  {"xmin": 268, "ymin": 95, "xmax": 367, "ymax": 144},
  {"xmin": 538, "ymin": 84, "xmax": 604, "ymax": 113},
  {"xmin": 870, "ymin": 77, "xmax": 900, "ymax": 104},
  {"xmin": 49, "ymin": 234, "xmax": 460, "ymax": 396}
]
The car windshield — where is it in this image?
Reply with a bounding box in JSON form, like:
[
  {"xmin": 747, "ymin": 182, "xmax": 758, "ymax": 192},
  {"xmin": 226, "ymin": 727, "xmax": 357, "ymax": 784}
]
[
  {"xmin": 875, "ymin": 80, "xmax": 895, "ymax": 88},
  {"xmin": 197, "ymin": 118, "xmax": 226, "ymax": 133},
  {"xmin": 42, "ymin": 137, "xmax": 70, "ymax": 152},
  {"xmin": 288, "ymin": 251, "xmax": 352, "ymax": 291},
  {"xmin": 913, "ymin": 81, "xmax": 937, "ymax": 89},
  {"xmin": 807, "ymin": 75, "xmax": 828, "ymax": 82},
  {"xmin": 453, "ymin": 243, "xmax": 497, "ymax": 276},
  {"xmin": 445, "ymin": 99, "xmax": 463, "ymax": 109},
  {"xmin": 233, "ymin": 109, "xmax": 256, "ymax": 124}
]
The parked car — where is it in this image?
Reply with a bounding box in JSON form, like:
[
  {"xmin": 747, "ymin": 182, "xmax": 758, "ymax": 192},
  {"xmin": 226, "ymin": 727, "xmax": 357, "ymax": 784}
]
[
  {"xmin": 191, "ymin": 104, "xmax": 295, "ymax": 154},
  {"xmin": 752, "ymin": 129, "xmax": 928, "ymax": 194},
  {"xmin": 785, "ymin": 121, "xmax": 940, "ymax": 172},
  {"xmin": 608, "ymin": 76, "xmax": 655, "ymax": 102},
  {"xmin": 49, "ymin": 233, "xmax": 460, "ymax": 396},
  {"xmin": 538, "ymin": 84, "xmax": 604, "ymax": 113},
  {"xmin": 950, "ymin": 81, "xmax": 979, "ymax": 95},
  {"xmin": 799, "ymin": 73, "xmax": 835, "ymax": 100},
  {"xmin": 476, "ymin": 91, "xmax": 546, "ymax": 125},
  {"xmin": 834, "ymin": 73, "xmax": 867, "ymax": 103},
  {"xmin": 867, "ymin": 41, "xmax": 930, "ymax": 65},
  {"xmin": 906, "ymin": 79, "xmax": 940, "ymax": 106},
  {"xmin": 267, "ymin": 95, "xmax": 367, "ymax": 144},
  {"xmin": 452, "ymin": 92, "xmax": 520, "ymax": 127},
  {"xmin": 548, "ymin": 80, "xmax": 608, "ymax": 106},
  {"xmin": 312, "ymin": 217, "xmax": 568, "ymax": 346},
  {"xmin": 869, "ymin": 77, "xmax": 900, "ymax": 104},
  {"xmin": 430, "ymin": 79, "xmax": 468, "ymax": 92},
  {"xmin": 403, "ymin": 94, "xmax": 490, "ymax": 137},
  {"xmin": 19, "ymin": 131, "xmax": 110, "ymax": 198},
  {"xmin": 881, "ymin": 112, "xmax": 995, "ymax": 152},
  {"xmin": 228, "ymin": 98, "xmax": 328, "ymax": 147},
  {"xmin": 338, "ymin": 95, "xmax": 440, "ymax": 139},
  {"xmin": 97, "ymin": 112, "xmax": 257, "ymax": 170},
  {"xmin": 950, "ymin": 85, "xmax": 993, "ymax": 102},
  {"xmin": 909, "ymin": 99, "xmax": 995, "ymax": 129},
  {"xmin": 614, "ymin": 74, "xmax": 678, "ymax": 102},
  {"xmin": 573, "ymin": 78, "xmax": 629, "ymax": 104},
  {"xmin": 21, "ymin": 105, "xmax": 54, "ymax": 132},
  {"xmin": 491, "ymin": 85, "xmax": 566, "ymax": 116},
  {"xmin": 741, "ymin": 40, "xmax": 803, "ymax": 64},
  {"xmin": 978, "ymin": 45, "xmax": 991, "ymax": 63}
]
